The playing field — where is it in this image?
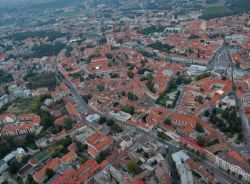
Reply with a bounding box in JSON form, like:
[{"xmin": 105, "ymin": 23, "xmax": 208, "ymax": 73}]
[{"xmin": 30, "ymin": 149, "xmax": 51, "ymax": 165}]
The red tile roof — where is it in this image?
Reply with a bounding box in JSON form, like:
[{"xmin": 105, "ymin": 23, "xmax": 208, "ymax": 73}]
[
  {"xmin": 33, "ymin": 157, "xmax": 60, "ymax": 183},
  {"xmin": 86, "ymin": 132, "xmax": 113, "ymax": 157},
  {"xmin": 61, "ymin": 151, "xmax": 77, "ymax": 164},
  {"xmin": 172, "ymin": 113, "xmax": 196, "ymax": 127},
  {"xmin": 72, "ymin": 160, "xmax": 101, "ymax": 183},
  {"xmin": 180, "ymin": 136, "xmax": 205, "ymax": 152},
  {"xmin": 18, "ymin": 114, "xmax": 41, "ymax": 125},
  {"xmin": 66, "ymin": 102, "xmax": 78, "ymax": 117},
  {"xmin": 54, "ymin": 115, "xmax": 69, "ymax": 126},
  {"xmin": 51, "ymin": 167, "xmax": 75, "ymax": 184}
]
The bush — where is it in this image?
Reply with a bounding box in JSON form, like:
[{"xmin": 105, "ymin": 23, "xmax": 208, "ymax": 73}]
[{"xmin": 127, "ymin": 160, "xmax": 140, "ymax": 175}]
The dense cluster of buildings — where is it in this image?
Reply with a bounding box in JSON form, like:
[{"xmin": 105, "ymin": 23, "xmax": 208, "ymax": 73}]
[{"xmin": 0, "ymin": 0, "xmax": 249, "ymax": 183}]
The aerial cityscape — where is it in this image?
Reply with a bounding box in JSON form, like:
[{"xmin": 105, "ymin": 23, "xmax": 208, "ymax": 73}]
[{"xmin": 0, "ymin": 0, "xmax": 250, "ymax": 183}]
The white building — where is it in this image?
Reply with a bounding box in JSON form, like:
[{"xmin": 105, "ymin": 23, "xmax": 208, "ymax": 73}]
[
  {"xmin": 209, "ymin": 153, "xmax": 250, "ymax": 182},
  {"xmin": 0, "ymin": 160, "xmax": 8, "ymax": 174},
  {"xmin": 187, "ymin": 65, "xmax": 207, "ymax": 76},
  {"xmin": 172, "ymin": 151, "xmax": 194, "ymax": 184},
  {"xmin": 109, "ymin": 111, "xmax": 131, "ymax": 122},
  {"xmin": 119, "ymin": 136, "xmax": 133, "ymax": 152},
  {"xmin": 3, "ymin": 147, "xmax": 26, "ymax": 162}
]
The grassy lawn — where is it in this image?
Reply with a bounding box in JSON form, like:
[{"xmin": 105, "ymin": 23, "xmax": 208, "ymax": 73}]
[
  {"xmin": 158, "ymin": 96, "xmax": 173, "ymax": 106},
  {"xmin": 54, "ymin": 11, "xmax": 76, "ymax": 17},
  {"xmin": 203, "ymin": 6, "xmax": 229, "ymax": 14},
  {"xmin": 200, "ymin": 6, "xmax": 231, "ymax": 19},
  {"xmin": 1, "ymin": 98, "xmax": 34, "ymax": 115},
  {"xmin": 31, "ymin": 149, "xmax": 52, "ymax": 164},
  {"xmin": 27, "ymin": 143, "xmax": 38, "ymax": 150}
]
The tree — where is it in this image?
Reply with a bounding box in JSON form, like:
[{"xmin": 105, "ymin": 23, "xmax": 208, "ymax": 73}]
[
  {"xmin": 25, "ymin": 133, "xmax": 35, "ymax": 145},
  {"xmin": 97, "ymin": 85, "xmax": 105, "ymax": 92},
  {"xmin": 204, "ymin": 110, "xmax": 210, "ymax": 117},
  {"xmin": 107, "ymin": 119, "xmax": 114, "ymax": 127},
  {"xmin": 164, "ymin": 118, "xmax": 171, "ymax": 125},
  {"xmin": 76, "ymin": 141, "xmax": 88, "ymax": 153},
  {"xmin": 0, "ymin": 141, "xmax": 11, "ymax": 159},
  {"xmin": 122, "ymin": 105, "xmax": 135, "ymax": 115},
  {"xmin": 128, "ymin": 92, "xmax": 138, "ymax": 101},
  {"xmin": 127, "ymin": 160, "xmax": 140, "ymax": 175},
  {"xmin": 196, "ymin": 135, "xmax": 206, "ymax": 147},
  {"xmin": 82, "ymin": 94, "xmax": 92, "ymax": 103},
  {"xmin": 65, "ymin": 46, "xmax": 73, "ymax": 57},
  {"xmin": 196, "ymin": 95, "xmax": 205, "ymax": 104},
  {"xmin": 9, "ymin": 160, "xmax": 21, "ymax": 174},
  {"xmin": 195, "ymin": 124, "xmax": 205, "ymax": 133},
  {"xmin": 95, "ymin": 150, "xmax": 110, "ymax": 163},
  {"xmin": 109, "ymin": 123, "xmax": 123, "ymax": 135},
  {"xmin": 99, "ymin": 117, "xmax": 107, "ymax": 124},
  {"xmin": 189, "ymin": 34, "xmax": 200, "ymax": 39},
  {"xmin": 99, "ymin": 38, "xmax": 107, "ymax": 45},
  {"xmin": 146, "ymin": 80, "xmax": 156, "ymax": 93},
  {"xmin": 45, "ymin": 168, "xmax": 54, "ymax": 179},
  {"xmin": 0, "ymin": 69, "xmax": 13, "ymax": 84},
  {"xmin": 127, "ymin": 71, "xmax": 134, "ymax": 79},
  {"xmin": 64, "ymin": 118, "xmax": 74, "ymax": 130}
]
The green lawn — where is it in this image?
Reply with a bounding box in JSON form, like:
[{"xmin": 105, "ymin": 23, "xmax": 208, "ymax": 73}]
[
  {"xmin": 27, "ymin": 143, "xmax": 38, "ymax": 150},
  {"xmin": 31, "ymin": 149, "xmax": 51, "ymax": 164},
  {"xmin": 1, "ymin": 98, "xmax": 34, "ymax": 115},
  {"xmin": 200, "ymin": 6, "xmax": 231, "ymax": 19},
  {"xmin": 54, "ymin": 11, "xmax": 76, "ymax": 17}
]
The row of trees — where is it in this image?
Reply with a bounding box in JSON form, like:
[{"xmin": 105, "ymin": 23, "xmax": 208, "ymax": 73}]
[
  {"xmin": 149, "ymin": 41, "xmax": 174, "ymax": 53},
  {"xmin": 208, "ymin": 107, "xmax": 242, "ymax": 138},
  {"xmin": 0, "ymin": 69, "xmax": 13, "ymax": 84},
  {"xmin": 24, "ymin": 72, "xmax": 57, "ymax": 90},
  {"xmin": 4, "ymin": 30, "xmax": 67, "ymax": 42},
  {"xmin": 138, "ymin": 25, "xmax": 166, "ymax": 35},
  {"xmin": 30, "ymin": 42, "xmax": 66, "ymax": 58}
]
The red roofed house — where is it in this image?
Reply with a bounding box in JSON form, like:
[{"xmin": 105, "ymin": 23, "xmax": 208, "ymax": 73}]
[
  {"xmin": 1, "ymin": 123, "xmax": 36, "ymax": 136},
  {"xmin": 86, "ymin": 60, "xmax": 117, "ymax": 75},
  {"xmin": 180, "ymin": 136, "xmax": 205, "ymax": 153},
  {"xmin": 86, "ymin": 132, "xmax": 113, "ymax": 157},
  {"xmin": 18, "ymin": 114, "xmax": 41, "ymax": 126},
  {"xmin": 33, "ymin": 157, "xmax": 61, "ymax": 183},
  {"xmin": 171, "ymin": 113, "xmax": 196, "ymax": 135},
  {"xmin": 91, "ymin": 56, "xmax": 108, "ymax": 63},
  {"xmin": 65, "ymin": 102, "xmax": 78, "ymax": 117},
  {"xmin": 72, "ymin": 159, "xmax": 105, "ymax": 183},
  {"xmin": 60, "ymin": 151, "xmax": 77, "ymax": 164},
  {"xmin": 134, "ymin": 178, "xmax": 145, "ymax": 184},
  {"xmin": 0, "ymin": 114, "xmax": 16, "ymax": 124},
  {"xmin": 51, "ymin": 167, "xmax": 75, "ymax": 184},
  {"xmin": 54, "ymin": 115, "xmax": 69, "ymax": 126}
]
